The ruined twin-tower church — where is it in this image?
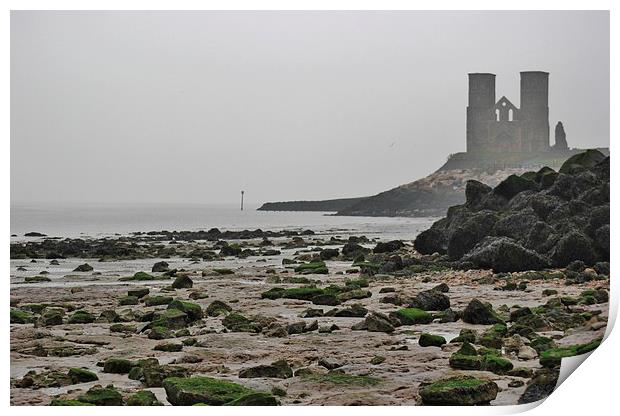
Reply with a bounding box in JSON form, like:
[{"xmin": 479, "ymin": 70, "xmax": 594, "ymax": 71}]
[{"xmin": 466, "ymin": 71, "xmax": 566, "ymax": 154}]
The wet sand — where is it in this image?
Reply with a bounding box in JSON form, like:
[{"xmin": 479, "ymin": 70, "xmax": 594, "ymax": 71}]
[{"xmin": 10, "ymin": 234, "xmax": 608, "ymax": 406}]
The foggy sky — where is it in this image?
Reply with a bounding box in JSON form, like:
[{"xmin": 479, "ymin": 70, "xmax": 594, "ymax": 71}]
[{"xmin": 11, "ymin": 11, "xmax": 610, "ymax": 205}]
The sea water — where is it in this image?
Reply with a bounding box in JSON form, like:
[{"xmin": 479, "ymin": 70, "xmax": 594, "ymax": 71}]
[{"xmin": 10, "ymin": 203, "xmax": 436, "ymax": 241}]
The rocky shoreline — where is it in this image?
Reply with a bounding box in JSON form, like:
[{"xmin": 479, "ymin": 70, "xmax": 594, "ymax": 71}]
[
  {"xmin": 10, "ymin": 151, "xmax": 610, "ymax": 406},
  {"xmin": 10, "ymin": 231, "xmax": 608, "ymax": 405}
]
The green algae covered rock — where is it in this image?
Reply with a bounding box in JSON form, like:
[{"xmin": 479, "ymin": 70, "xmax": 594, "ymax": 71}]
[
  {"xmin": 150, "ymin": 309, "xmax": 188, "ymax": 330},
  {"xmin": 119, "ymin": 296, "xmax": 139, "ymax": 306},
  {"xmin": 154, "ymin": 342, "xmax": 183, "ymax": 352},
  {"xmin": 126, "ymin": 390, "xmax": 163, "ymax": 406},
  {"xmin": 261, "ymin": 287, "xmax": 324, "ymax": 301},
  {"xmin": 456, "ymin": 341, "xmax": 478, "ymax": 356},
  {"xmin": 337, "ymin": 289, "xmax": 372, "ymax": 302},
  {"xmin": 462, "ymin": 299, "xmax": 504, "ymax": 325},
  {"xmin": 37, "ymin": 307, "xmax": 65, "ymax": 326},
  {"xmin": 419, "ymin": 333, "xmax": 447, "ymax": 347},
  {"xmin": 67, "ymin": 310, "xmax": 95, "ymax": 324},
  {"xmin": 120, "ymin": 271, "xmax": 150, "ymax": 281},
  {"xmin": 167, "ymin": 300, "xmax": 203, "ymax": 321},
  {"xmin": 449, "ymin": 341, "xmax": 482, "ymax": 370},
  {"xmin": 482, "ymin": 354, "xmax": 514, "ymax": 374},
  {"xmin": 539, "ymin": 338, "xmax": 602, "ymax": 367},
  {"xmin": 171, "ymin": 275, "xmax": 193, "ymax": 289},
  {"xmin": 294, "ymin": 261, "xmax": 328, "ymax": 274},
  {"xmin": 451, "ymin": 328, "xmax": 478, "ymax": 344},
  {"xmin": 419, "ymin": 375, "xmax": 499, "ymax": 405},
  {"xmin": 11, "ymin": 308, "xmax": 34, "ymax": 324},
  {"xmin": 68, "ymin": 367, "xmax": 99, "ymax": 383},
  {"xmin": 25, "ymin": 275, "xmax": 52, "ymax": 283},
  {"xmin": 163, "ymin": 376, "xmax": 255, "ymax": 405},
  {"xmin": 128, "ymin": 288, "xmax": 150, "ymax": 298},
  {"xmin": 144, "ymin": 295, "xmax": 174, "ymax": 307},
  {"xmin": 110, "ymin": 323, "xmax": 137, "ymax": 333},
  {"xmin": 205, "ymin": 300, "xmax": 232, "ymax": 316},
  {"xmin": 103, "ymin": 358, "xmax": 135, "ymax": 374},
  {"xmin": 479, "ymin": 323, "xmax": 508, "ymax": 348},
  {"xmin": 222, "ymin": 312, "xmax": 261, "ymax": 333},
  {"xmin": 77, "ymin": 385, "xmax": 123, "ymax": 406},
  {"xmin": 449, "ymin": 353, "xmax": 483, "ymax": 370},
  {"xmin": 394, "ymin": 308, "xmax": 433, "ymax": 325}
]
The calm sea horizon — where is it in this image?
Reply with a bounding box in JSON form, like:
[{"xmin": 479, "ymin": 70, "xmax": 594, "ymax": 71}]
[{"xmin": 10, "ymin": 203, "xmax": 436, "ymax": 241}]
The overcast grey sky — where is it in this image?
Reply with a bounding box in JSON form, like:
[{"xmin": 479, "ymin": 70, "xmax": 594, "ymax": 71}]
[{"xmin": 11, "ymin": 11, "xmax": 609, "ymax": 205}]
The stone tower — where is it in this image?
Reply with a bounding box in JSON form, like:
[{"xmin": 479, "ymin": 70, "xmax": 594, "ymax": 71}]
[
  {"xmin": 520, "ymin": 71, "xmax": 550, "ymax": 152},
  {"xmin": 466, "ymin": 73, "xmax": 496, "ymax": 153},
  {"xmin": 465, "ymin": 71, "xmax": 551, "ymax": 154}
]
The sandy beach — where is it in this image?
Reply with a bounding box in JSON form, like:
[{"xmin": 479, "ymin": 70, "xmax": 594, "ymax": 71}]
[{"xmin": 10, "ymin": 230, "xmax": 608, "ymax": 406}]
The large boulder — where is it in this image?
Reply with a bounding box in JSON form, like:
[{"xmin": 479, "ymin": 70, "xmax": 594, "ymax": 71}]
[
  {"xmin": 152, "ymin": 261, "xmax": 170, "ymax": 272},
  {"xmin": 352, "ymin": 311, "xmax": 395, "ymax": 333},
  {"xmin": 465, "ymin": 180, "xmax": 492, "ymax": 207},
  {"xmin": 413, "ymin": 227, "xmax": 446, "ymax": 255},
  {"xmin": 419, "ymin": 375, "xmax": 499, "ymax": 405},
  {"xmin": 461, "ymin": 237, "xmax": 550, "ymax": 272},
  {"xmin": 77, "ymin": 385, "xmax": 124, "ymax": 406},
  {"xmin": 517, "ymin": 368, "xmax": 559, "ymax": 404},
  {"xmin": 171, "ymin": 275, "xmax": 193, "ymax": 289},
  {"xmin": 163, "ymin": 376, "xmax": 276, "ymax": 406},
  {"xmin": 594, "ymin": 225, "xmax": 610, "ymax": 260},
  {"xmin": 373, "ymin": 240, "xmax": 404, "ymax": 254},
  {"xmin": 492, "ymin": 211, "xmax": 538, "ymax": 241},
  {"xmin": 559, "ymin": 149, "xmax": 606, "ymax": 174},
  {"xmin": 550, "ymin": 231, "xmax": 597, "ymax": 266},
  {"xmin": 462, "ymin": 299, "xmax": 504, "ymax": 325},
  {"xmin": 493, "ymin": 175, "xmax": 537, "ymax": 200},
  {"xmin": 410, "ymin": 289, "xmax": 450, "ymax": 311},
  {"xmin": 447, "ymin": 211, "xmax": 498, "ymax": 260}
]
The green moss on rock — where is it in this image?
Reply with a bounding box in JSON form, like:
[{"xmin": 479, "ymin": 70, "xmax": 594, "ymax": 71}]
[
  {"xmin": 394, "ymin": 308, "xmax": 433, "ymax": 325},
  {"xmin": 144, "ymin": 295, "xmax": 174, "ymax": 307},
  {"xmin": 167, "ymin": 300, "xmax": 203, "ymax": 321},
  {"xmin": 151, "ymin": 309, "xmax": 188, "ymax": 330},
  {"xmin": 482, "ymin": 355, "xmax": 514, "ymax": 374},
  {"xmin": 221, "ymin": 312, "xmax": 260, "ymax": 333},
  {"xmin": 162, "ymin": 376, "xmax": 254, "ymax": 405},
  {"xmin": 68, "ymin": 368, "xmax": 99, "ymax": 383},
  {"xmin": 11, "ymin": 308, "xmax": 34, "ymax": 324},
  {"xmin": 128, "ymin": 288, "xmax": 150, "ymax": 298},
  {"xmin": 126, "ymin": 390, "xmax": 162, "ymax": 406},
  {"xmin": 539, "ymin": 338, "xmax": 602, "ymax": 367},
  {"xmin": 419, "ymin": 333, "xmax": 447, "ymax": 347},
  {"xmin": 67, "ymin": 310, "xmax": 95, "ymax": 324},
  {"xmin": 119, "ymin": 296, "xmax": 139, "ymax": 306},
  {"xmin": 103, "ymin": 358, "xmax": 135, "ymax": 374},
  {"xmin": 77, "ymin": 385, "xmax": 123, "ymax": 406},
  {"xmin": 294, "ymin": 261, "xmax": 328, "ymax": 274},
  {"xmin": 419, "ymin": 375, "xmax": 499, "ymax": 405}
]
